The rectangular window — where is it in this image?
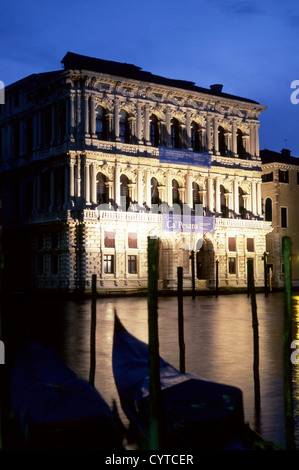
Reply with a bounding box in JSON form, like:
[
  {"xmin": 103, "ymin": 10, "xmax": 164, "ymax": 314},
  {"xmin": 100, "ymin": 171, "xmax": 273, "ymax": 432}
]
[
  {"xmin": 279, "ymin": 169, "xmax": 289, "ymax": 183},
  {"xmin": 228, "ymin": 257, "xmax": 236, "ymax": 274},
  {"xmin": 128, "ymin": 255, "xmax": 137, "ymax": 274},
  {"xmin": 247, "ymin": 238, "xmax": 254, "ymax": 252},
  {"xmin": 281, "ymin": 207, "xmax": 287, "ymax": 228},
  {"xmin": 262, "ymin": 172, "xmax": 273, "ymax": 182},
  {"xmin": 104, "ymin": 254, "xmax": 114, "ymax": 274},
  {"xmin": 128, "ymin": 232, "xmax": 138, "ymax": 249},
  {"xmin": 104, "ymin": 231, "xmax": 115, "ymax": 248},
  {"xmin": 228, "ymin": 237, "xmax": 236, "ymax": 251}
]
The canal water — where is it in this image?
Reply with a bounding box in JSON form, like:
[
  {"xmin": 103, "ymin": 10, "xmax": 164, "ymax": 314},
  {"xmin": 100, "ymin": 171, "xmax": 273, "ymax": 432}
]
[{"xmin": 5, "ymin": 291, "xmax": 299, "ymax": 449}]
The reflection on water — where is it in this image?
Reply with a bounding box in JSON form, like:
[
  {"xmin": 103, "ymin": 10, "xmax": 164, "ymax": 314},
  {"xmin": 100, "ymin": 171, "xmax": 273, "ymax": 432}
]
[{"xmin": 6, "ymin": 291, "xmax": 299, "ymax": 449}]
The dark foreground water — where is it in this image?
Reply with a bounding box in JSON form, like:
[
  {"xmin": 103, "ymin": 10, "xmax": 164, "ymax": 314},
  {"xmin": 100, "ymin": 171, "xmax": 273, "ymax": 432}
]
[{"xmin": 3, "ymin": 291, "xmax": 299, "ymax": 449}]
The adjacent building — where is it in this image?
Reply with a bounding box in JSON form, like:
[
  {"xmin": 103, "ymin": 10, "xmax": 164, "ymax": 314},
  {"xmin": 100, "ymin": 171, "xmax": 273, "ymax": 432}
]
[
  {"xmin": 261, "ymin": 148, "xmax": 299, "ymax": 289},
  {"xmin": 0, "ymin": 52, "xmax": 272, "ymax": 293}
]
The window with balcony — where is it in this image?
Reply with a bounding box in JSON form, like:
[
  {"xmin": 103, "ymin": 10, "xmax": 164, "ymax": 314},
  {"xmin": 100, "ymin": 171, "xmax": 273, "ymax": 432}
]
[
  {"xmin": 191, "ymin": 122, "xmax": 200, "ymax": 151},
  {"xmin": 218, "ymin": 126, "xmax": 226, "ymax": 156}
]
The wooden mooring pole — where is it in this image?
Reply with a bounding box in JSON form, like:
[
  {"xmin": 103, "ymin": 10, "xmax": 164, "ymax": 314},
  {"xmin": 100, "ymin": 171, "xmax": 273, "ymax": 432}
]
[
  {"xmin": 89, "ymin": 274, "xmax": 97, "ymax": 387},
  {"xmin": 282, "ymin": 237, "xmax": 296, "ymax": 450},
  {"xmin": 247, "ymin": 259, "xmax": 261, "ymax": 420},
  {"xmin": 215, "ymin": 259, "xmax": 219, "ymax": 298},
  {"xmin": 147, "ymin": 237, "xmax": 161, "ymax": 450},
  {"xmin": 190, "ymin": 250, "xmax": 195, "ymax": 299},
  {"xmin": 177, "ymin": 267, "xmax": 185, "ymax": 373}
]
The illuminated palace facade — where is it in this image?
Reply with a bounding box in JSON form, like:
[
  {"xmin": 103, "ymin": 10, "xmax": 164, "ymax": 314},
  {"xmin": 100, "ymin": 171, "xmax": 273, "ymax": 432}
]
[{"xmin": 0, "ymin": 52, "xmax": 272, "ymax": 293}]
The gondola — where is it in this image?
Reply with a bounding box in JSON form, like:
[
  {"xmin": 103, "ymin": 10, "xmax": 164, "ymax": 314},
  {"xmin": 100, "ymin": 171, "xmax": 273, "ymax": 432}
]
[
  {"xmin": 10, "ymin": 341, "xmax": 124, "ymax": 450},
  {"xmin": 112, "ymin": 314, "xmax": 276, "ymax": 450}
]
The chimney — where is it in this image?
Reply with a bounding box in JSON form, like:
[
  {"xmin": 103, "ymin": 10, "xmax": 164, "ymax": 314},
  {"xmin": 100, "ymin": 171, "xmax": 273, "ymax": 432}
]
[
  {"xmin": 281, "ymin": 148, "xmax": 291, "ymax": 157},
  {"xmin": 210, "ymin": 84, "xmax": 223, "ymax": 93}
]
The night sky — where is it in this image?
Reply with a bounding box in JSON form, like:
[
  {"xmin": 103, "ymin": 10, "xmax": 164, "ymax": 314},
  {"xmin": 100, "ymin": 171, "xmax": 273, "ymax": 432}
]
[{"xmin": 1, "ymin": 0, "xmax": 299, "ymax": 156}]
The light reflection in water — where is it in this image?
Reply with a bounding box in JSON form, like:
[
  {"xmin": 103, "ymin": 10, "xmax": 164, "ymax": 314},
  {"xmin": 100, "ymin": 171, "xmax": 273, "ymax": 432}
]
[{"xmin": 55, "ymin": 292, "xmax": 299, "ymax": 450}]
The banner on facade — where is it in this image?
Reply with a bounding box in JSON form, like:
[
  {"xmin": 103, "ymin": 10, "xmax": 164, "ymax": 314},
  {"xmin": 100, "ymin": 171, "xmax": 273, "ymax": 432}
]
[
  {"xmin": 159, "ymin": 147, "xmax": 212, "ymax": 167},
  {"xmin": 162, "ymin": 214, "xmax": 215, "ymax": 234}
]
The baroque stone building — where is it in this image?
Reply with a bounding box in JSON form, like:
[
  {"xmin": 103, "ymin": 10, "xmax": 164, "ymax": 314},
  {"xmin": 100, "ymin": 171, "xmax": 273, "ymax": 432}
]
[
  {"xmin": 261, "ymin": 148, "xmax": 299, "ymax": 289},
  {"xmin": 0, "ymin": 52, "xmax": 272, "ymax": 293}
]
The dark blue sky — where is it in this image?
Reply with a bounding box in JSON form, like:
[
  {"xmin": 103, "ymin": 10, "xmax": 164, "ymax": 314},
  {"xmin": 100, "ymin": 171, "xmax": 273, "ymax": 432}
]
[{"xmin": 1, "ymin": 0, "xmax": 299, "ymax": 156}]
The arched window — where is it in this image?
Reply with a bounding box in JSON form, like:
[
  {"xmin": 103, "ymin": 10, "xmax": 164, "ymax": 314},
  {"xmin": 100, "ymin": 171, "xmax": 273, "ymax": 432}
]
[
  {"xmin": 151, "ymin": 177, "xmax": 160, "ymax": 205},
  {"xmin": 265, "ymin": 198, "xmax": 272, "ymax": 221},
  {"xmin": 237, "ymin": 129, "xmax": 245, "ymax": 158},
  {"xmin": 218, "ymin": 126, "xmax": 226, "ymax": 156},
  {"xmin": 172, "ymin": 179, "xmax": 180, "ymax": 206},
  {"xmin": 119, "ymin": 110, "xmax": 130, "ymax": 143},
  {"xmin": 97, "ymin": 172, "xmax": 107, "ymax": 205},
  {"xmin": 171, "ymin": 118, "xmax": 180, "ymax": 149},
  {"xmin": 120, "ymin": 174, "xmax": 130, "ymax": 209},
  {"xmin": 150, "ymin": 115, "xmax": 159, "ymax": 147},
  {"xmin": 96, "ymin": 106, "xmax": 107, "ymax": 140},
  {"xmin": 191, "ymin": 122, "xmax": 200, "ymax": 151},
  {"xmin": 192, "ymin": 182, "xmax": 200, "ymax": 209}
]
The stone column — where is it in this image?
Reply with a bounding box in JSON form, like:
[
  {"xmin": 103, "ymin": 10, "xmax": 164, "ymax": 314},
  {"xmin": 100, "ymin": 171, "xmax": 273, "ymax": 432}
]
[
  {"xmin": 85, "ymin": 161, "xmax": 90, "ymax": 205},
  {"xmin": 136, "ymin": 103, "xmax": 143, "ymax": 144},
  {"xmin": 114, "ymin": 165, "xmax": 120, "ymax": 206},
  {"xmin": 255, "ymin": 124, "xmax": 260, "ymax": 158},
  {"xmin": 208, "ymin": 176, "xmax": 214, "ymax": 213},
  {"xmin": 186, "ymin": 111, "xmax": 191, "ymax": 150},
  {"xmin": 225, "ymin": 192, "xmax": 233, "ymax": 215},
  {"xmin": 186, "ymin": 173, "xmax": 193, "ymax": 207},
  {"xmin": 114, "ymin": 101, "xmax": 120, "ymax": 141},
  {"xmin": 214, "ymin": 117, "xmax": 219, "ymax": 155},
  {"xmin": 69, "ymin": 161, "xmax": 75, "ymax": 207},
  {"xmin": 167, "ymin": 173, "xmax": 173, "ymax": 207},
  {"xmin": 231, "ymin": 120, "xmax": 237, "ymax": 157},
  {"xmin": 83, "ymin": 95, "xmax": 89, "ymax": 135},
  {"xmin": 137, "ymin": 168, "xmax": 143, "ymax": 207},
  {"xmin": 251, "ymin": 180, "xmax": 257, "ymax": 215},
  {"xmin": 146, "ymin": 170, "xmax": 151, "ymax": 208},
  {"xmin": 91, "ymin": 163, "xmax": 97, "ymax": 205},
  {"xmin": 256, "ymin": 181, "xmax": 262, "ymax": 216},
  {"xmin": 165, "ymin": 109, "xmax": 171, "ymax": 147},
  {"xmin": 206, "ymin": 116, "xmax": 212, "ymax": 152},
  {"xmin": 127, "ymin": 183, "xmax": 136, "ymax": 204},
  {"xmin": 69, "ymin": 94, "xmax": 75, "ymax": 138},
  {"xmin": 233, "ymin": 178, "xmax": 239, "ymax": 216},
  {"xmin": 144, "ymin": 106, "xmax": 150, "ymax": 144},
  {"xmin": 76, "ymin": 159, "xmax": 81, "ymax": 199},
  {"xmin": 215, "ymin": 177, "xmax": 221, "ymax": 214},
  {"xmin": 105, "ymin": 181, "xmax": 113, "ymax": 205},
  {"xmin": 90, "ymin": 96, "xmax": 96, "ymax": 136}
]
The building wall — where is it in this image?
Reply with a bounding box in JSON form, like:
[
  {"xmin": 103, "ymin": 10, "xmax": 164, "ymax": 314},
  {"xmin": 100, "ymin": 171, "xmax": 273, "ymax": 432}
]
[
  {"xmin": 262, "ymin": 159, "xmax": 299, "ymax": 288},
  {"xmin": 0, "ymin": 56, "xmax": 271, "ymax": 293}
]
